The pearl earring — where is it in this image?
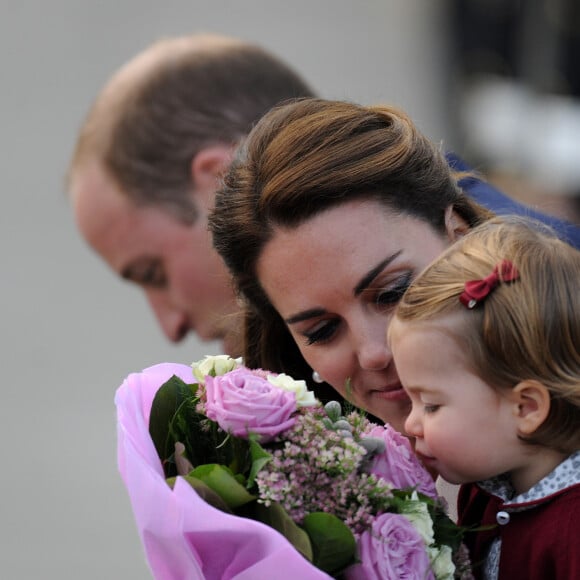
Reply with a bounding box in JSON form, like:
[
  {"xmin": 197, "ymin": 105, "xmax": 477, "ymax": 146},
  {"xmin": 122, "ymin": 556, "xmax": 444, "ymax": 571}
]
[{"xmin": 312, "ymin": 370, "xmax": 323, "ymax": 383}]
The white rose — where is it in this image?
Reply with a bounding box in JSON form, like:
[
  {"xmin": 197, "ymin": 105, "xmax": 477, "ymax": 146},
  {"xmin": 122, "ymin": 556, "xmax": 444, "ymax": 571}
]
[
  {"xmin": 427, "ymin": 545, "xmax": 455, "ymax": 580},
  {"xmin": 266, "ymin": 373, "xmax": 318, "ymax": 407},
  {"xmin": 191, "ymin": 355, "xmax": 242, "ymax": 383},
  {"xmin": 400, "ymin": 493, "xmax": 435, "ymax": 546}
]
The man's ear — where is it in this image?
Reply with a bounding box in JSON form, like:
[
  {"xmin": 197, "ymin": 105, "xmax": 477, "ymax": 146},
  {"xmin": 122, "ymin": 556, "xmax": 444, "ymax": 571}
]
[
  {"xmin": 511, "ymin": 380, "xmax": 551, "ymax": 435},
  {"xmin": 189, "ymin": 144, "xmax": 235, "ymax": 206},
  {"xmin": 444, "ymin": 205, "xmax": 470, "ymax": 242}
]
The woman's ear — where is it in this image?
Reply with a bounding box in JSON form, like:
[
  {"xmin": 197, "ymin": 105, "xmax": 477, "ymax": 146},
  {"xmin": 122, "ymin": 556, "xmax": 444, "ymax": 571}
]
[
  {"xmin": 511, "ymin": 380, "xmax": 551, "ymax": 435},
  {"xmin": 444, "ymin": 206, "xmax": 470, "ymax": 242}
]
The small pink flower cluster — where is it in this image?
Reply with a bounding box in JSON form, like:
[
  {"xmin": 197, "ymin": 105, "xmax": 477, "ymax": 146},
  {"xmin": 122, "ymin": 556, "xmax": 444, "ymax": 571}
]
[{"xmin": 255, "ymin": 409, "xmax": 394, "ymax": 535}]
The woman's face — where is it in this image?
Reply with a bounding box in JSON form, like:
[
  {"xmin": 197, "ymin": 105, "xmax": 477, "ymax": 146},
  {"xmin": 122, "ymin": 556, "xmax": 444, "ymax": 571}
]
[{"xmin": 256, "ymin": 199, "xmax": 457, "ymax": 433}]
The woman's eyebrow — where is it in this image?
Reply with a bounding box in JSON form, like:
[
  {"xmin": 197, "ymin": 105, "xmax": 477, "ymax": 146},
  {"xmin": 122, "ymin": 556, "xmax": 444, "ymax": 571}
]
[
  {"xmin": 284, "ymin": 251, "xmax": 403, "ymax": 323},
  {"xmin": 353, "ymin": 251, "xmax": 402, "ymax": 296},
  {"xmin": 285, "ymin": 307, "xmax": 327, "ymax": 325}
]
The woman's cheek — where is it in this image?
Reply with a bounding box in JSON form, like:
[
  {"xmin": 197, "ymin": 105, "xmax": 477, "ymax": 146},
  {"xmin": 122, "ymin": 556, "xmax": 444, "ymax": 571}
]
[{"xmin": 323, "ymin": 354, "xmax": 353, "ymax": 397}]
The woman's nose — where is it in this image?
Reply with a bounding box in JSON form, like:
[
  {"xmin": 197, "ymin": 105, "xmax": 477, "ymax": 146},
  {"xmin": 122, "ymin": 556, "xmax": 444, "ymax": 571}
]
[{"xmin": 355, "ymin": 321, "xmax": 392, "ymax": 371}]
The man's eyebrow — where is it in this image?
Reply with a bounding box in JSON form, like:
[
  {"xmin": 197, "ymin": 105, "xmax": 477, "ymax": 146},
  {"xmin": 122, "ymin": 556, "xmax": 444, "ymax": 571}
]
[
  {"xmin": 353, "ymin": 251, "xmax": 402, "ymax": 296},
  {"xmin": 285, "ymin": 307, "xmax": 327, "ymax": 325}
]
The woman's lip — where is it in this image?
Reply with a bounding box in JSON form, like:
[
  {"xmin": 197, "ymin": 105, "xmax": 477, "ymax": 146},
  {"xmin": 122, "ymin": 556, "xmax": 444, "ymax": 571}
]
[{"xmin": 370, "ymin": 385, "xmax": 410, "ymax": 402}]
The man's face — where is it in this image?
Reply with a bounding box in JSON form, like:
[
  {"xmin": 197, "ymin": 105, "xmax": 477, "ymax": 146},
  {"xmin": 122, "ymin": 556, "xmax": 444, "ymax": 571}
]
[{"xmin": 70, "ymin": 160, "xmax": 240, "ymax": 354}]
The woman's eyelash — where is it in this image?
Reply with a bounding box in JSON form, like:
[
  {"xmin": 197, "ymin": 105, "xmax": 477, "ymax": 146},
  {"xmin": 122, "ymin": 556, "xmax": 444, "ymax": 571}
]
[
  {"xmin": 375, "ymin": 272, "xmax": 413, "ymax": 305},
  {"xmin": 302, "ymin": 272, "xmax": 413, "ymax": 345},
  {"xmin": 305, "ymin": 320, "xmax": 339, "ymax": 345}
]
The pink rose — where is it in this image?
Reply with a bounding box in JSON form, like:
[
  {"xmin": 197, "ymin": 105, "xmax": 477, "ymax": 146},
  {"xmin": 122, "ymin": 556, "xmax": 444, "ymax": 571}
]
[
  {"xmin": 204, "ymin": 367, "xmax": 297, "ymax": 442},
  {"xmin": 353, "ymin": 512, "xmax": 434, "ymax": 580},
  {"xmin": 364, "ymin": 425, "xmax": 437, "ymax": 499}
]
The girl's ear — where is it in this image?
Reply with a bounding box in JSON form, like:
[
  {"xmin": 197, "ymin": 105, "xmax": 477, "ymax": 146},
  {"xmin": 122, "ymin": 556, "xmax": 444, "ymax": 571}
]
[
  {"xmin": 511, "ymin": 380, "xmax": 551, "ymax": 435},
  {"xmin": 444, "ymin": 205, "xmax": 470, "ymax": 242}
]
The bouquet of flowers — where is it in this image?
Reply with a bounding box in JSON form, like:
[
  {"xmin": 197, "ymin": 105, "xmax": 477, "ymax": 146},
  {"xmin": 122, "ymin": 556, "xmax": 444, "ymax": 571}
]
[{"xmin": 116, "ymin": 355, "xmax": 472, "ymax": 579}]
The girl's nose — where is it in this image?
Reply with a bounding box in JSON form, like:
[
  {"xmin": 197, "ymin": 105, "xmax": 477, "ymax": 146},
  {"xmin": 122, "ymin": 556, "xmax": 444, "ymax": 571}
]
[{"xmin": 404, "ymin": 407, "xmax": 423, "ymax": 438}]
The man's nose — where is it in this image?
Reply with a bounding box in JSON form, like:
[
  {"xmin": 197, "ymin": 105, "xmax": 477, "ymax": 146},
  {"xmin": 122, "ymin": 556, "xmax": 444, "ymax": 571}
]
[{"xmin": 145, "ymin": 290, "xmax": 190, "ymax": 342}]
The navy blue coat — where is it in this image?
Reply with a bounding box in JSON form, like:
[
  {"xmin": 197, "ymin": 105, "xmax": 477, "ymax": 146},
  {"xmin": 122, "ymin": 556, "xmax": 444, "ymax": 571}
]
[{"xmin": 447, "ymin": 153, "xmax": 580, "ymax": 249}]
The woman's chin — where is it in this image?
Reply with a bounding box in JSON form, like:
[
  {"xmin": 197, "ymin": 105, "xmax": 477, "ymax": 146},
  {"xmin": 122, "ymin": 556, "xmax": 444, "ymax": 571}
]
[{"xmin": 367, "ymin": 393, "xmax": 411, "ymax": 432}]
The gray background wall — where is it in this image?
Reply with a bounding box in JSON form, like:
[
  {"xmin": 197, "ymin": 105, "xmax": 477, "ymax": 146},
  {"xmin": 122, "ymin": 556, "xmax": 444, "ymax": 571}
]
[{"xmin": 1, "ymin": 2, "xmax": 453, "ymax": 578}]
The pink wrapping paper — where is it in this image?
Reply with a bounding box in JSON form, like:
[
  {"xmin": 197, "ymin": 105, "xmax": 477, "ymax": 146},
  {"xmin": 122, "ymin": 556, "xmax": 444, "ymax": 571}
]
[{"xmin": 115, "ymin": 363, "xmax": 332, "ymax": 580}]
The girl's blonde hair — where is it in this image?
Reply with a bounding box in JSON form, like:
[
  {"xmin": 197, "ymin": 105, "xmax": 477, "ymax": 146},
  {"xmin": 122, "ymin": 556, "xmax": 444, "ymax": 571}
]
[{"xmin": 394, "ymin": 217, "xmax": 580, "ymax": 453}]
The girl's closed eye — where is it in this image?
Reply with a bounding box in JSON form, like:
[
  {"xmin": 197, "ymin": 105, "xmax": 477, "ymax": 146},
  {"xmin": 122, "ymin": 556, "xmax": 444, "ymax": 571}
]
[{"xmin": 423, "ymin": 403, "xmax": 440, "ymax": 414}]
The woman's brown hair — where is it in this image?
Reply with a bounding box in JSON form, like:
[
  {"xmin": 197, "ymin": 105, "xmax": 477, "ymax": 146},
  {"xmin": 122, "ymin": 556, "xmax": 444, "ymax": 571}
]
[{"xmin": 209, "ymin": 98, "xmax": 491, "ymax": 398}]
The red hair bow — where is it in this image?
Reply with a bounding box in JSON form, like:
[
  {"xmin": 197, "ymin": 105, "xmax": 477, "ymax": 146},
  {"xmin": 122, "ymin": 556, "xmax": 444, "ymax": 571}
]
[{"xmin": 459, "ymin": 260, "xmax": 519, "ymax": 309}]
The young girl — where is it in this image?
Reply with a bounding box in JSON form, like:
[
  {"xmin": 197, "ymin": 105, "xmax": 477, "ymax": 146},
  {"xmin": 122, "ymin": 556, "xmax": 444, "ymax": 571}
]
[{"xmin": 388, "ymin": 217, "xmax": 580, "ymax": 580}]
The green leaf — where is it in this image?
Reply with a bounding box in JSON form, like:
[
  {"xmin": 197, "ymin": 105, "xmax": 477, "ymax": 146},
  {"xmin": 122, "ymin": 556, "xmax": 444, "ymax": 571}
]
[
  {"xmin": 149, "ymin": 376, "xmax": 251, "ymax": 479},
  {"xmin": 243, "ymin": 502, "xmax": 313, "ymax": 562},
  {"xmin": 225, "ymin": 435, "xmax": 253, "ymax": 476},
  {"xmin": 246, "ymin": 438, "xmax": 272, "ymax": 489},
  {"xmin": 191, "ymin": 464, "xmax": 256, "ymax": 509},
  {"xmin": 430, "ymin": 504, "xmax": 459, "ymax": 547},
  {"xmin": 167, "ymin": 475, "xmax": 233, "ymax": 514},
  {"xmin": 148, "ymin": 375, "xmax": 199, "ymax": 475},
  {"xmin": 302, "ymin": 512, "xmax": 356, "ymax": 574}
]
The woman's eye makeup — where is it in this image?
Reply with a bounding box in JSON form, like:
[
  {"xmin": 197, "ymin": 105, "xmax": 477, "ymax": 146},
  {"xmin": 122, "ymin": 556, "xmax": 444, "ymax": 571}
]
[
  {"xmin": 374, "ymin": 271, "xmax": 413, "ymax": 306},
  {"xmin": 304, "ymin": 319, "xmax": 340, "ymax": 345},
  {"xmin": 298, "ymin": 271, "xmax": 414, "ymax": 346}
]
